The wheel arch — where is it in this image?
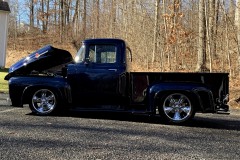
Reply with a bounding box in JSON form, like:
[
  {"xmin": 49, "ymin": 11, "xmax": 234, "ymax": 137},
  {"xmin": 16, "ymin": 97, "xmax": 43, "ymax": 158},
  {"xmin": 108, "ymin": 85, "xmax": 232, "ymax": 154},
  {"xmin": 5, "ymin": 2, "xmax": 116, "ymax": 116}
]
[{"xmin": 147, "ymin": 83, "xmax": 210, "ymax": 114}]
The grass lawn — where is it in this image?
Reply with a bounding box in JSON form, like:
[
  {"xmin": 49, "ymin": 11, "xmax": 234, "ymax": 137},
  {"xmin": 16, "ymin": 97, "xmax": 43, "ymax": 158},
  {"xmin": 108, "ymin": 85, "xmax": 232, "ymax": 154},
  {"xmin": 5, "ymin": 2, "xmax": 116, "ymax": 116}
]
[{"xmin": 0, "ymin": 68, "xmax": 9, "ymax": 93}]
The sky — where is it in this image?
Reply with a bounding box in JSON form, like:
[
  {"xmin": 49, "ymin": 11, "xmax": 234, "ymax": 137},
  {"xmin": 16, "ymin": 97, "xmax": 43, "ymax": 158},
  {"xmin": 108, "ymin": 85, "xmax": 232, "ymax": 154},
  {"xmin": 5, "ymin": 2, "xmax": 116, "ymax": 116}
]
[
  {"xmin": 8, "ymin": 0, "xmax": 29, "ymax": 24},
  {"xmin": 9, "ymin": 0, "xmax": 236, "ymax": 26}
]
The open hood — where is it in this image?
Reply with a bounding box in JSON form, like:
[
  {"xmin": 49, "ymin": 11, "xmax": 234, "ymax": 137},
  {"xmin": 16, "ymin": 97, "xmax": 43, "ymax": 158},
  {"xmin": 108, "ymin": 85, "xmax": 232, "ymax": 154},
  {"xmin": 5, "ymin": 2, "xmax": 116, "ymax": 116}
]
[{"xmin": 5, "ymin": 45, "xmax": 73, "ymax": 80}]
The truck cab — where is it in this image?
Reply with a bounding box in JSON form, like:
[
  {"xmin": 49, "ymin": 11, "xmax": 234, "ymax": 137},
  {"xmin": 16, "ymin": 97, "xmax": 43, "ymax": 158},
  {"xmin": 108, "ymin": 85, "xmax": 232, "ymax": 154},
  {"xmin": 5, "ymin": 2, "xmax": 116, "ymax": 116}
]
[{"xmin": 67, "ymin": 39, "xmax": 130, "ymax": 106}]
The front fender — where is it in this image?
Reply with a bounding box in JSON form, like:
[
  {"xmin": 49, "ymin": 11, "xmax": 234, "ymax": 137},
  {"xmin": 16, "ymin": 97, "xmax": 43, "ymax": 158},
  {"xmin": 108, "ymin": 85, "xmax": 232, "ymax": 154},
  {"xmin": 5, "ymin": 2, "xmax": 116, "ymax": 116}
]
[
  {"xmin": 146, "ymin": 82, "xmax": 215, "ymax": 113},
  {"xmin": 9, "ymin": 76, "xmax": 72, "ymax": 107}
]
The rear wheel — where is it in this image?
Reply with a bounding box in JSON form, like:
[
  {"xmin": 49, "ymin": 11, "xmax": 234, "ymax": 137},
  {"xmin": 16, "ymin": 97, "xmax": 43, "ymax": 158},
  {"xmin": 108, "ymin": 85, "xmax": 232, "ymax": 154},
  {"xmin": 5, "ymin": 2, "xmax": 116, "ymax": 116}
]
[
  {"xmin": 159, "ymin": 93, "xmax": 195, "ymax": 124},
  {"xmin": 29, "ymin": 88, "xmax": 58, "ymax": 115}
]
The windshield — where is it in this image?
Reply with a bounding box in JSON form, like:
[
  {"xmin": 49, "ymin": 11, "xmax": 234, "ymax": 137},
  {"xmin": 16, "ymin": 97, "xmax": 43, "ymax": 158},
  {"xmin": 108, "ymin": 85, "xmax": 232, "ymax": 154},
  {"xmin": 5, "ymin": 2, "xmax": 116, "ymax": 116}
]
[{"xmin": 74, "ymin": 45, "xmax": 85, "ymax": 63}]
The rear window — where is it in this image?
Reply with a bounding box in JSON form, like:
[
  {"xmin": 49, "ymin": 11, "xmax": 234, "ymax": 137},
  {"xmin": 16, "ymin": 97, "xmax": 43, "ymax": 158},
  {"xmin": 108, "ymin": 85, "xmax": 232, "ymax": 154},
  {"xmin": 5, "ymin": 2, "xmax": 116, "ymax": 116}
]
[{"xmin": 89, "ymin": 45, "xmax": 117, "ymax": 64}]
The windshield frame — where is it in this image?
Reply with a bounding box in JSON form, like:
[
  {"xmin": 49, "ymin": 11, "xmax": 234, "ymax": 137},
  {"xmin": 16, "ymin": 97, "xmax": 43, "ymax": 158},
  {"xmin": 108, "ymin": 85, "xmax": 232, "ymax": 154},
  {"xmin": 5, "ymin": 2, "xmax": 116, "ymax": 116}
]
[{"xmin": 74, "ymin": 45, "xmax": 86, "ymax": 63}]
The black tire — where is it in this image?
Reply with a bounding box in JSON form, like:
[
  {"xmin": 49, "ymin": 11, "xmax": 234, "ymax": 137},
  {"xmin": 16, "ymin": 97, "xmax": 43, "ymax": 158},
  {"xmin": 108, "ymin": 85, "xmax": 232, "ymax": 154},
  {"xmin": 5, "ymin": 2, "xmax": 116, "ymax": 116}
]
[
  {"xmin": 29, "ymin": 88, "xmax": 59, "ymax": 115},
  {"xmin": 158, "ymin": 92, "xmax": 195, "ymax": 124}
]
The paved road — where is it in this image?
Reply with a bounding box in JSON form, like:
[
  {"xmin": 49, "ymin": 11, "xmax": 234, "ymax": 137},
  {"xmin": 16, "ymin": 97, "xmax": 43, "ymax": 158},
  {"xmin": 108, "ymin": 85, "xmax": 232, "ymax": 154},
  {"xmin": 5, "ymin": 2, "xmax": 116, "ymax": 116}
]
[{"xmin": 0, "ymin": 95, "xmax": 240, "ymax": 160}]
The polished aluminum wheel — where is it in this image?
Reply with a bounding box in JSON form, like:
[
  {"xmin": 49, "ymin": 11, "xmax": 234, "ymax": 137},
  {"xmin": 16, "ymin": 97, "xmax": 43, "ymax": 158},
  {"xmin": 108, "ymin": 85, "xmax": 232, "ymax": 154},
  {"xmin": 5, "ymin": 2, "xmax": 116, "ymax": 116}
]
[
  {"xmin": 162, "ymin": 93, "xmax": 192, "ymax": 122},
  {"xmin": 31, "ymin": 89, "xmax": 56, "ymax": 115}
]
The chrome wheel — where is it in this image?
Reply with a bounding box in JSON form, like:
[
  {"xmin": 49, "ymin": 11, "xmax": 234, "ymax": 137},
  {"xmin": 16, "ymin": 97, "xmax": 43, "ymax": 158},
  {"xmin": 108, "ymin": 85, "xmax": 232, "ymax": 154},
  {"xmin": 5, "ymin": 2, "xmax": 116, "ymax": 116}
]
[
  {"xmin": 162, "ymin": 93, "xmax": 193, "ymax": 123},
  {"xmin": 31, "ymin": 89, "xmax": 57, "ymax": 115}
]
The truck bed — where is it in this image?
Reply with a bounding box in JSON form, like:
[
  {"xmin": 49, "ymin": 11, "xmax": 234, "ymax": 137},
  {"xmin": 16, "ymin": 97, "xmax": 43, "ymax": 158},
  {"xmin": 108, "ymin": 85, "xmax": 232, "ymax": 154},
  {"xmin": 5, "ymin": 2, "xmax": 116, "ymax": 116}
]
[{"xmin": 130, "ymin": 72, "xmax": 229, "ymax": 107}]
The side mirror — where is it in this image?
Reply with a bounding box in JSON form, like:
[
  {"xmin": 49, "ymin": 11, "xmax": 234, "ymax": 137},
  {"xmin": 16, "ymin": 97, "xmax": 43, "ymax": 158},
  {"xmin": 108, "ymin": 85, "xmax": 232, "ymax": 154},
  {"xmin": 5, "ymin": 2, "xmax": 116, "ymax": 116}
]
[
  {"xmin": 84, "ymin": 57, "xmax": 90, "ymax": 65},
  {"xmin": 127, "ymin": 47, "xmax": 132, "ymax": 62}
]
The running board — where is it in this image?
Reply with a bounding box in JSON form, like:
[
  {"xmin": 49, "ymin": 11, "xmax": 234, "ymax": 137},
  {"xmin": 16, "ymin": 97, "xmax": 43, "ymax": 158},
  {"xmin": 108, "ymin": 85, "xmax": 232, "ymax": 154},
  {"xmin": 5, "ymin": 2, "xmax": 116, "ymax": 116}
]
[
  {"xmin": 69, "ymin": 107, "xmax": 151, "ymax": 115},
  {"xmin": 216, "ymin": 110, "xmax": 230, "ymax": 115}
]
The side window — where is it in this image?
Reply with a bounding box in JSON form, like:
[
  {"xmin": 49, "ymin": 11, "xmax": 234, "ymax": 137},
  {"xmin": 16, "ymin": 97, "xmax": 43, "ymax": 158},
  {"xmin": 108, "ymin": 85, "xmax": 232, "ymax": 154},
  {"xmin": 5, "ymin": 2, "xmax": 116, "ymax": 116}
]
[{"xmin": 89, "ymin": 45, "xmax": 117, "ymax": 64}]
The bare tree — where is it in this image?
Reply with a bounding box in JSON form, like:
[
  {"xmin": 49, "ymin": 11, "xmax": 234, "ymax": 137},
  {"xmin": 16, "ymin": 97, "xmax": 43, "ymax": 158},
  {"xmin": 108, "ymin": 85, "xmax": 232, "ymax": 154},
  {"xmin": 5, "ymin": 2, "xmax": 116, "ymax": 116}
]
[
  {"xmin": 83, "ymin": 0, "xmax": 86, "ymax": 39},
  {"xmin": 236, "ymin": 0, "xmax": 240, "ymax": 73},
  {"xmin": 111, "ymin": 0, "xmax": 116, "ymax": 37},
  {"xmin": 152, "ymin": 0, "xmax": 160, "ymax": 63},
  {"xmin": 209, "ymin": 0, "xmax": 217, "ymax": 62},
  {"xmin": 39, "ymin": 0, "xmax": 50, "ymax": 33},
  {"xmin": 29, "ymin": 0, "xmax": 34, "ymax": 29},
  {"xmin": 222, "ymin": 1, "xmax": 232, "ymax": 75},
  {"xmin": 196, "ymin": 0, "xmax": 208, "ymax": 72}
]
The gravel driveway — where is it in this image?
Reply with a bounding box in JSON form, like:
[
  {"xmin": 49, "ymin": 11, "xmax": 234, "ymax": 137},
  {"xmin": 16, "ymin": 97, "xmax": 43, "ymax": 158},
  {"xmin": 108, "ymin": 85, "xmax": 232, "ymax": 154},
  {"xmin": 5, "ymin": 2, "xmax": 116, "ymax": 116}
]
[
  {"xmin": 0, "ymin": 93, "xmax": 9, "ymax": 106},
  {"xmin": 0, "ymin": 97, "xmax": 240, "ymax": 160}
]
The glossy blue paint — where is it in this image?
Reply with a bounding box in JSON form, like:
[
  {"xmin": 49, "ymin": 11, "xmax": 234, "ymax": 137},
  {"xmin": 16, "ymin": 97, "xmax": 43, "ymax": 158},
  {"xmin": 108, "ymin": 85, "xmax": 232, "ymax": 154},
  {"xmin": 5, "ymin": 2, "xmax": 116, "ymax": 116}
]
[
  {"xmin": 8, "ymin": 76, "xmax": 71, "ymax": 107},
  {"xmin": 67, "ymin": 39, "xmax": 127, "ymax": 105},
  {"xmin": 147, "ymin": 82, "xmax": 212, "ymax": 113},
  {"xmin": 8, "ymin": 45, "xmax": 53, "ymax": 73},
  {"xmin": 5, "ymin": 45, "xmax": 73, "ymax": 80}
]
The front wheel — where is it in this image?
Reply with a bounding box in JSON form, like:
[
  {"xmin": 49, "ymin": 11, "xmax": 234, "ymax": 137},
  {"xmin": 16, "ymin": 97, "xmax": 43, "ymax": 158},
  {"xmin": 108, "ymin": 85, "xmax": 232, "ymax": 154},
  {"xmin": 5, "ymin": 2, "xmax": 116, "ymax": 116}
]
[
  {"xmin": 29, "ymin": 88, "xmax": 58, "ymax": 115},
  {"xmin": 159, "ymin": 93, "xmax": 195, "ymax": 124}
]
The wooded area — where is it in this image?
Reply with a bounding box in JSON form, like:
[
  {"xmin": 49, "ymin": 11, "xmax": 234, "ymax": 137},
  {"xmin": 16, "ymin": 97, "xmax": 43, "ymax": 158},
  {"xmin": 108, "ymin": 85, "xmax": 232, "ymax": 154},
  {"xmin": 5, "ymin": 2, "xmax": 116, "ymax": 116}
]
[{"xmin": 6, "ymin": 0, "xmax": 240, "ymax": 76}]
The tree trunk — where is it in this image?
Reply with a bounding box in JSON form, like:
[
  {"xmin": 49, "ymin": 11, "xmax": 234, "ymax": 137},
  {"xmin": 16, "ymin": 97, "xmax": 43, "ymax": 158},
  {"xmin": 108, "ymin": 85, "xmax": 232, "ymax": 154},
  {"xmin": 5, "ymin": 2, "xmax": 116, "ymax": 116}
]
[
  {"xmin": 223, "ymin": 1, "xmax": 232, "ymax": 76},
  {"xmin": 206, "ymin": 0, "xmax": 212, "ymax": 72},
  {"xmin": 45, "ymin": 0, "xmax": 50, "ymax": 33},
  {"xmin": 40, "ymin": 0, "xmax": 46, "ymax": 33},
  {"xmin": 66, "ymin": 0, "xmax": 70, "ymax": 24},
  {"xmin": 96, "ymin": 0, "xmax": 100, "ymax": 31},
  {"xmin": 111, "ymin": 0, "xmax": 116, "ymax": 37},
  {"xmin": 173, "ymin": 0, "xmax": 180, "ymax": 71},
  {"xmin": 152, "ymin": 0, "xmax": 160, "ymax": 63},
  {"xmin": 196, "ymin": 0, "xmax": 208, "ymax": 72},
  {"xmin": 83, "ymin": 0, "xmax": 86, "ymax": 39},
  {"xmin": 29, "ymin": 0, "xmax": 34, "ymax": 29},
  {"xmin": 73, "ymin": 0, "xmax": 79, "ymax": 35},
  {"xmin": 236, "ymin": 0, "xmax": 240, "ymax": 73},
  {"xmin": 60, "ymin": 0, "xmax": 65, "ymax": 42},
  {"xmin": 209, "ymin": 0, "xmax": 217, "ymax": 59},
  {"xmin": 54, "ymin": 0, "xmax": 57, "ymax": 32},
  {"xmin": 163, "ymin": 0, "xmax": 168, "ymax": 69},
  {"xmin": 122, "ymin": 0, "xmax": 128, "ymax": 39}
]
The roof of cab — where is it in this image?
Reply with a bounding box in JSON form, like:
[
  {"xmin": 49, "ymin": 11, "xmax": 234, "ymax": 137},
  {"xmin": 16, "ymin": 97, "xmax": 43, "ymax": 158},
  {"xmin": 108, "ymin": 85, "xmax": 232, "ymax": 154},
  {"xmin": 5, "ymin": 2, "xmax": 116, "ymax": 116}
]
[{"xmin": 83, "ymin": 38, "xmax": 126, "ymax": 44}]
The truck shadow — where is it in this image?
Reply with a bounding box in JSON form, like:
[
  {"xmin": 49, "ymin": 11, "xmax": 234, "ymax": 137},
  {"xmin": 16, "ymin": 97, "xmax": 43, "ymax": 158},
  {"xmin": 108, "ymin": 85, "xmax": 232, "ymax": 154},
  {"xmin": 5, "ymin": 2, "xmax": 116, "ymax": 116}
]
[
  {"xmin": 185, "ymin": 115, "xmax": 240, "ymax": 131},
  {"xmin": 47, "ymin": 111, "xmax": 240, "ymax": 131}
]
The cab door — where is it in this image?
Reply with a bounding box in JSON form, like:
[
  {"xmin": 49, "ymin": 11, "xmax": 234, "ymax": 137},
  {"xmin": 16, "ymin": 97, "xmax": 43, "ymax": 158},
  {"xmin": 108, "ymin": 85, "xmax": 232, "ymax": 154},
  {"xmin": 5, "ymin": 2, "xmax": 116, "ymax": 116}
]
[{"xmin": 70, "ymin": 44, "xmax": 126, "ymax": 105}]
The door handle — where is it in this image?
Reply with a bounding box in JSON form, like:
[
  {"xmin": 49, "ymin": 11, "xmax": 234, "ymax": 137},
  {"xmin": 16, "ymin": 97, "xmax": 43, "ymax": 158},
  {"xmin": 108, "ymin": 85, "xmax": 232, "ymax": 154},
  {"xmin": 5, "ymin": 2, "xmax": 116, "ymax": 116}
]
[{"xmin": 108, "ymin": 69, "xmax": 117, "ymax": 72}]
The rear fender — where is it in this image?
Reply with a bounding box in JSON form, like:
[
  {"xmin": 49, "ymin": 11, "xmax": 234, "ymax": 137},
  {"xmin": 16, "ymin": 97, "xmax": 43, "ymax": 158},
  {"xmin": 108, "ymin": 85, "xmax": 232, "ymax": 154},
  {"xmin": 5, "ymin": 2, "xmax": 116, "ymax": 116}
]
[{"xmin": 146, "ymin": 83, "xmax": 214, "ymax": 113}]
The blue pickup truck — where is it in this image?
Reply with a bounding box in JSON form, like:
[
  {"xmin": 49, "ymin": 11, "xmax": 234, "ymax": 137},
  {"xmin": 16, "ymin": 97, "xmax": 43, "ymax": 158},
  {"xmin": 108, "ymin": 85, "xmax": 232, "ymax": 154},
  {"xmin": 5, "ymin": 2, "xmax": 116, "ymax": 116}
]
[{"xmin": 5, "ymin": 38, "xmax": 229, "ymax": 124}]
